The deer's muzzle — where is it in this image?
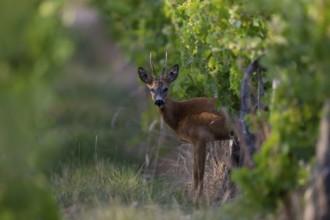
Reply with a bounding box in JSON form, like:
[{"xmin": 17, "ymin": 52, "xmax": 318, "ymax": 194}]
[{"xmin": 155, "ymin": 99, "xmax": 165, "ymax": 108}]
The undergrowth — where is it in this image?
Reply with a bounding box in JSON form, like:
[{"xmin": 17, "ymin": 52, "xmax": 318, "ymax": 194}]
[
  {"xmin": 49, "ymin": 5, "xmax": 241, "ymax": 220},
  {"xmin": 51, "ymin": 160, "xmax": 190, "ymax": 219},
  {"xmin": 51, "ymin": 159, "xmax": 239, "ymax": 220}
]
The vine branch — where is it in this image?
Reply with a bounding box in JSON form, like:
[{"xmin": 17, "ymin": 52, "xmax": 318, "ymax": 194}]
[{"xmin": 239, "ymin": 57, "xmax": 264, "ymax": 167}]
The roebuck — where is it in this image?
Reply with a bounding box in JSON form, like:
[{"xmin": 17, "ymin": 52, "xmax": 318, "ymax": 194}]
[{"xmin": 138, "ymin": 53, "xmax": 238, "ymax": 203}]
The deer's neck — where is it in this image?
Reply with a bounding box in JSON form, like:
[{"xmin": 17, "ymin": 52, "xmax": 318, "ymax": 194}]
[{"xmin": 158, "ymin": 97, "xmax": 180, "ymax": 131}]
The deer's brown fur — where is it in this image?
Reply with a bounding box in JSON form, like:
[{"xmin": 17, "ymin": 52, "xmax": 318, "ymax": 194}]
[{"xmin": 138, "ymin": 54, "xmax": 234, "ymax": 203}]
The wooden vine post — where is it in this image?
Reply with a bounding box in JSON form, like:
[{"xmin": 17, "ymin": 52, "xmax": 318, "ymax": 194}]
[{"xmin": 304, "ymin": 100, "xmax": 330, "ymax": 220}]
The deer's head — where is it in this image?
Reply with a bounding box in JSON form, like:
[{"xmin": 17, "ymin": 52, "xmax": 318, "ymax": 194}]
[{"xmin": 138, "ymin": 53, "xmax": 179, "ymax": 108}]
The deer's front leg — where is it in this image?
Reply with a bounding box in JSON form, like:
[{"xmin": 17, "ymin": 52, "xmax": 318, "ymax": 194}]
[{"xmin": 192, "ymin": 141, "xmax": 207, "ymax": 204}]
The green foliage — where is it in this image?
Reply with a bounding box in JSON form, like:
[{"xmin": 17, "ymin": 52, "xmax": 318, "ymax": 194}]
[
  {"xmin": 93, "ymin": 0, "xmax": 266, "ymax": 110},
  {"xmin": 0, "ymin": 0, "xmax": 73, "ymax": 218},
  {"xmin": 232, "ymin": 0, "xmax": 330, "ymax": 216},
  {"xmin": 0, "ymin": 176, "xmax": 59, "ymax": 220},
  {"xmin": 91, "ymin": 0, "xmax": 179, "ymax": 66},
  {"xmin": 91, "ymin": 0, "xmax": 329, "ymax": 217},
  {"xmin": 90, "ymin": 0, "xmax": 181, "ymax": 130},
  {"xmin": 165, "ymin": 0, "xmax": 266, "ymax": 109}
]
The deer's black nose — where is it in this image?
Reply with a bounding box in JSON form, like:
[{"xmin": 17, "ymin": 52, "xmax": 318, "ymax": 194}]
[{"xmin": 155, "ymin": 99, "xmax": 165, "ymax": 107}]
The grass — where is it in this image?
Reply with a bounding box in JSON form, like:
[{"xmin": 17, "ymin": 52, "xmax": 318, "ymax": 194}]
[
  {"xmin": 51, "ymin": 160, "xmax": 188, "ymax": 219},
  {"xmin": 50, "ymin": 159, "xmax": 238, "ymax": 220},
  {"xmin": 48, "ymin": 6, "xmax": 240, "ymax": 219},
  {"xmin": 51, "ymin": 162, "xmax": 143, "ymax": 207}
]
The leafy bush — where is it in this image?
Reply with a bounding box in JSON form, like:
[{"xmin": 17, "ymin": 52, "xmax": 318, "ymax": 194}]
[
  {"xmin": 92, "ymin": 0, "xmax": 266, "ymax": 110},
  {"xmin": 0, "ymin": 0, "xmax": 73, "ymax": 219},
  {"xmin": 92, "ymin": 0, "xmax": 329, "ymax": 217},
  {"xmin": 91, "ymin": 0, "xmax": 179, "ymax": 65},
  {"xmin": 232, "ymin": 0, "xmax": 330, "ymax": 216},
  {"xmin": 164, "ymin": 0, "xmax": 266, "ymax": 109}
]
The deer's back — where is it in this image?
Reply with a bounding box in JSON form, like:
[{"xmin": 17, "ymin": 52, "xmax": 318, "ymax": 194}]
[{"xmin": 175, "ymin": 98, "xmax": 230, "ymax": 143}]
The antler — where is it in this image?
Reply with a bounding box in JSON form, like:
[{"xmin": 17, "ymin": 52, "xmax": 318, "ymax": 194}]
[
  {"xmin": 161, "ymin": 52, "xmax": 168, "ymax": 79},
  {"xmin": 149, "ymin": 53, "xmax": 157, "ymax": 77}
]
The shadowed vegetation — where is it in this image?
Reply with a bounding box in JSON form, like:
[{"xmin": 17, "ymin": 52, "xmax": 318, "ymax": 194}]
[{"xmin": 1, "ymin": 0, "xmax": 329, "ymax": 219}]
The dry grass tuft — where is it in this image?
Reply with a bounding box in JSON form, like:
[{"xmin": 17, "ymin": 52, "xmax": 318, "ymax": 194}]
[{"xmin": 155, "ymin": 140, "xmax": 238, "ymax": 205}]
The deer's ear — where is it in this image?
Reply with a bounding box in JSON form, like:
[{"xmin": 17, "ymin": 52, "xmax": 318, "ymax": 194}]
[
  {"xmin": 138, "ymin": 67, "xmax": 153, "ymax": 85},
  {"xmin": 166, "ymin": 64, "xmax": 179, "ymax": 83}
]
